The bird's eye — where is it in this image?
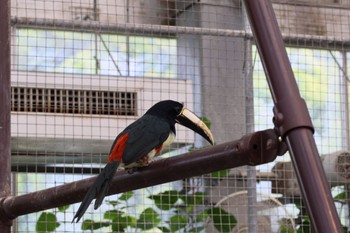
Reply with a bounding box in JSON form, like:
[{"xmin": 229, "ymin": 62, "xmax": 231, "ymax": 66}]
[{"xmin": 175, "ymin": 106, "xmax": 182, "ymax": 114}]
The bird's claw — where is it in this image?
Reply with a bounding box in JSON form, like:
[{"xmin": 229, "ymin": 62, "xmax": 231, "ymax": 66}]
[{"xmin": 126, "ymin": 167, "xmax": 137, "ymax": 174}]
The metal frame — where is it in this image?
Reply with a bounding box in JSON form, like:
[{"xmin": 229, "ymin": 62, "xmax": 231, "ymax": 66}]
[
  {"xmin": 243, "ymin": 0, "xmax": 342, "ymax": 232},
  {"xmin": 0, "ymin": 0, "xmax": 12, "ymax": 231}
]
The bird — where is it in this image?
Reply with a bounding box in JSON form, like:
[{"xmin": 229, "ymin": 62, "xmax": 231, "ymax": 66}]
[{"xmin": 72, "ymin": 100, "xmax": 214, "ymax": 223}]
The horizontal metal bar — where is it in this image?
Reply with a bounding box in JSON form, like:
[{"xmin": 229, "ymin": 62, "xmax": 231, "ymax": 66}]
[
  {"xmin": 11, "ymin": 17, "xmax": 248, "ymax": 37},
  {"xmin": 0, "ymin": 129, "xmax": 280, "ymax": 220},
  {"xmin": 11, "ymin": 17, "xmax": 350, "ymax": 49},
  {"xmin": 11, "ymin": 166, "xmax": 101, "ymax": 174}
]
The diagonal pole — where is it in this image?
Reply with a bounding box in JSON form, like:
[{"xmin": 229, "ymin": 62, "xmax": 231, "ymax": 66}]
[{"xmin": 243, "ymin": 1, "xmax": 342, "ymax": 232}]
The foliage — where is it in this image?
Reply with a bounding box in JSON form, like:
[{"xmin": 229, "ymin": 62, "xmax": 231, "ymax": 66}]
[
  {"xmin": 35, "ymin": 184, "xmax": 350, "ymax": 233},
  {"xmin": 291, "ymin": 192, "xmax": 349, "ymax": 233},
  {"xmin": 206, "ymin": 207, "xmax": 237, "ymax": 233},
  {"xmin": 211, "ymin": 169, "xmax": 230, "ymax": 179},
  {"xmin": 334, "ymin": 191, "xmax": 346, "ymax": 202},
  {"xmin": 80, "ymin": 190, "xmax": 237, "ymax": 232},
  {"xmin": 35, "ymin": 206, "xmax": 67, "ymax": 233},
  {"xmin": 199, "ymin": 117, "xmax": 211, "ymax": 130}
]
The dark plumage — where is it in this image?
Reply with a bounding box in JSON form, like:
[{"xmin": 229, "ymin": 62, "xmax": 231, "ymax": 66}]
[{"xmin": 72, "ymin": 100, "xmax": 214, "ymax": 223}]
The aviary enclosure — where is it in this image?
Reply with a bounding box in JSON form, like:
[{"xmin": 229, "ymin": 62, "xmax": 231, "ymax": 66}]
[{"xmin": 0, "ymin": 0, "xmax": 349, "ymax": 232}]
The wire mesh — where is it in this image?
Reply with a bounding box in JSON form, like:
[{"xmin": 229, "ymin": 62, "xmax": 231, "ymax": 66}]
[{"xmin": 6, "ymin": 0, "xmax": 350, "ymax": 232}]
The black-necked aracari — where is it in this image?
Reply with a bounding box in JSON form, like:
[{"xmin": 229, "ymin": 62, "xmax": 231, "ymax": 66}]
[{"xmin": 72, "ymin": 100, "xmax": 214, "ymax": 223}]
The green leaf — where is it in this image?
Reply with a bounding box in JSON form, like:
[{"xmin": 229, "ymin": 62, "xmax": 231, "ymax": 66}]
[
  {"xmin": 179, "ymin": 192, "xmax": 205, "ymax": 212},
  {"xmin": 211, "ymin": 169, "xmax": 230, "ymax": 178},
  {"xmin": 187, "ymin": 226, "xmax": 205, "ymax": 232},
  {"xmin": 279, "ymin": 225, "xmax": 295, "ymax": 233},
  {"xmin": 106, "ymin": 200, "xmax": 121, "ymax": 206},
  {"xmin": 181, "ymin": 192, "xmax": 205, "ymax": 206},
  {"xmin": 137, "ymin": 208, "xmax": 161, "ymax": 230},
  {"xmin": 149, "ymin": 190, "xmax": 180, "ymax": 210},
  {"xmin": 81, "ymin": 220, "xmax": 110, "ymax": 230},
  {"xmin": 104, "ymin": 210, "xmax": 137, "ymax": 231},
  {"xmin": 278, "ymin": 219, "xmax": 295, "ymax": 233},
  {"xmin": 168, "ymin": 214, "xmax": 189, "ymax": 232},
  {"xmin": 104, "ymin": 210, "xmax": 124, "ymax": 221},
  {"xmin": 199, "ymin": 117, "xmax": 211, "ymax": 129},
  {"xmin": 57, "ymin": 205, "xmax": 69, "ymax": 212},
  {"xmin": 157, "ymin": 226, "xmax": 171, "ymax": 232},
  {"xmin": 297, "ymin": 219, "xmax": 312, "ymax": 233},
  {"xmin": 302, "ymin": 215, "xmax": 310, "ymax": 222},
  {"xmin": 36, "ymin": 212, "xmax": 60, "ymax": 233},
  {"xmin": 111, "ymin": 215, "xmax": 137, "ymax": 232},
  {"xmin": 196, "ymin": 210, "xmax": 209, "ymax": 222},
  {"xmin": 334, "ymin": 192, "xmax": 346, "ymax": 201},
  {"xmin": 207, "ymin": 207, "xmax": 237, "ymax": 233},
  {"xmin": 119, "ymin": 191, "xmax": 134, "ymax": 201}
]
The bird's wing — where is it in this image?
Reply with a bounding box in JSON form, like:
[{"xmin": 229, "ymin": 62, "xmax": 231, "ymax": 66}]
[{"xmin": 120, "ymin": 114, "xmax": 171, "ymax": 165}]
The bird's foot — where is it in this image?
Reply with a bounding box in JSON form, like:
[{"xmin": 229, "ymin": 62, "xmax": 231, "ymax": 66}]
[{"xmin": 125, "ymin": 167, "xmax": 137, "ymax": 174}]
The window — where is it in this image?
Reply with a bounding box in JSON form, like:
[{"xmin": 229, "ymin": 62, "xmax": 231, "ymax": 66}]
[
  {"xmin": 253, "ymin": 47, "xmax": 348, "ymax": 153},
  {"xmin": 15, "ymin": 29, "xmax": 177, "ymax": 78}
]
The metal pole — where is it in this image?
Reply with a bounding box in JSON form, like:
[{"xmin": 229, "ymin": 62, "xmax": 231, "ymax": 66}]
[
  {"xmin": 12, "ymin": 17, "xmax": 249, "ymax": 37},
  {"xmin": 243, "ymin": 0, "xmax": 342, "ymax": 232},
  {"xmin": 10, "ymin": 17, "xmax": 350, "ymax": 49},
  {"xmin": 244, "ymin": 37, "xmax": 258, "ymax": 233},
  {"xmin": 0, "ymin": 129, "xmax": 280, "ymax": 219},
  {"xmin": 0, "ymin": 0, "xmax": 12, "ymax": 231}
]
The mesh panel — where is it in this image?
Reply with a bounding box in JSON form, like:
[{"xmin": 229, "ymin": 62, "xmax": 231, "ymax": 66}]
[{"xmin": 3, "ymin": 0, "xmax": 350, "ymax": 232}]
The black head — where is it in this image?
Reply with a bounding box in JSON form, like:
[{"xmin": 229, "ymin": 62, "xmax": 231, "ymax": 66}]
[
  {"xmin": 146, "ymin": 100, "xmax": 214, "ymax": 145},
  {"xmin": 145, "ymin": 100, "xmax": 183, "ymax": 123}
]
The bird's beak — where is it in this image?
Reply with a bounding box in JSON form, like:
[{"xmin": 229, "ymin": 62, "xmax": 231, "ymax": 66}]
[{"xmin": 176, "ymin": 107, "xmax": 214, "ymax": 145}]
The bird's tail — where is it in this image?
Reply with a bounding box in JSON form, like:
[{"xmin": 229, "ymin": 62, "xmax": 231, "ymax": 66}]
[{"xmin": 72, "ymin": 160, "xmax": 119, "ymax": 223}]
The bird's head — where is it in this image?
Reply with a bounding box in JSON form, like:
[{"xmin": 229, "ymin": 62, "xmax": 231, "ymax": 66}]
[{"xmin": 146, "ymin": 100, "xmax": 214, "ymax": 145}]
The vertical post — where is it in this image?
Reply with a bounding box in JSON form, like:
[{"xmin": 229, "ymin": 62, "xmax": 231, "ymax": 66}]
[
  {"xmin": 243, "ymin": 1, "xmax": 342, "ymax": 232},
  {"xmin": 340, "ymin": 51, "xmax": 350, "ymax": 150},
  {"xmin": 0, "ymin": 0, "xmax": 12, "ymax": 231},
  {"xmin": 244, "ymin": 38, "xmax": 258, "ymax": 233}
]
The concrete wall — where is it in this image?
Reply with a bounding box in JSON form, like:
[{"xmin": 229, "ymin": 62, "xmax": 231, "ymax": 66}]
[
  {"xmin": 177, "ymin": 0, "xmax": 247, "ymax": 145},
  {"xmin": 275, "ymin": 2, "xmax": 350, "ymax": 40},
  {"xmin": 11, "ymin": 0, "xmax": 175, "ymax": 25},
  {"xmin": 11, "ymin": 71, "xmax": 195, "ymax": 163}
]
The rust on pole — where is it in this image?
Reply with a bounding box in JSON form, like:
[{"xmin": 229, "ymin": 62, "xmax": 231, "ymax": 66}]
[
  {"xmin": 243, "ymin": 0, "xmax": 342, "ymax": 232},
  {"xmin": 0, "ymin": 129, "xmax": 283, "ymax": 219},
  {"xmin": 0, "ymin": 0, "xmax": 12, "ymax": 231}
]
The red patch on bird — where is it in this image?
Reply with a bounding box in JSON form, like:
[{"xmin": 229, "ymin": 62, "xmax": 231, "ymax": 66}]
[
  {"xmin": 155, "ymin": 145, "xmax": 163, "ymax": 155},
  {"xmin": 108, "ymin": 133, "xmax": 129, "ymax": 163}
]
